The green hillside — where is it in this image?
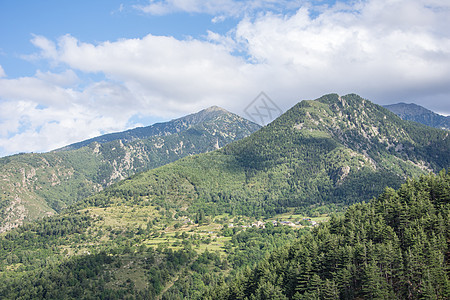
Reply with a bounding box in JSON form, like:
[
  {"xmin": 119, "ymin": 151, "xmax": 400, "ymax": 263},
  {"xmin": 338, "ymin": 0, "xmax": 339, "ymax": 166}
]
[
  {"xmin": 0, "ymin": 106, "xmax": 260, "ymax": 232},
  {"xmin": 0, "ymin": 171, "xmax": 447, "ymax": 299},
  {"xmin": 0, "ymin": 93, "xmax": 448, "ymax": 299},
  {"xmin": 208, "ymin": 170, "xmax": 450, "ymax": 299},
  {"xmin": 80, "ymin": 93, "xmax": 449, "ymax": 218}
]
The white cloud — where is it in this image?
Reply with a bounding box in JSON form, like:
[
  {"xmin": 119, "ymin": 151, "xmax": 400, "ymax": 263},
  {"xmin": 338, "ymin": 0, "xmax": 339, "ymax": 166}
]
[
  {"xmin": 27, "ymin": 34, "xmax": 58, "ymax": 61},
  {"xmin": 1, "ymin": 0, "xmax": 450, "ymax": 157},
  {"xmin": 0, "ymin": 73, "xmax": 137, "ymax": 156},
  {"xmin": 0, "ymin": 75, "xmax": 74, "ymax": 107},
  {"xmin": 232, "ymin": 0, "xmax": 450, "ymax": 107},
  {"xmin": 0, "ymin": 65, "xmax": 5, "ymax": 78},
  {"xmin": 35, "ymin": 69, "xmax": 79, "ymax": 87},
  {"xmin": 134, "ymin": 0, "xmax": 302, "ymax": 17},
  {"xmin": 31, "ymin": 34, "xmax": 253, "ymax": 115}
]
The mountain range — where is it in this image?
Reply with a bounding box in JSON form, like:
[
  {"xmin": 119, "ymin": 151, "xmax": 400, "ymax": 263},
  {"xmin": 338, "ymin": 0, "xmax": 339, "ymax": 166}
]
[
  {"xmin": 0, "ymin": 106, "xmax": 260, "ymax": 232},
  {"xmin": 384, "ymin": 102, "xmax": 450, "ymax": 130},
  {"xmin": 81, "ymin": 94, "xmax": 447, "ymax": 218},
  {"xmin": 0, "ymin": 93, "xmax": 448, "ymax": 299}
]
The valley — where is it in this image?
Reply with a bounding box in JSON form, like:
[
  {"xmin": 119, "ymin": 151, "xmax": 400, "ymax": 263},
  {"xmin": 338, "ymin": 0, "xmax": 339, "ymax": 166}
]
[
  {"xmin": 3, "ymin": 1, "xmax": 450, "ymax": 299},
  {"xmin": 0, "ymin": 93, "xmax": 448, "ymax": 299}
]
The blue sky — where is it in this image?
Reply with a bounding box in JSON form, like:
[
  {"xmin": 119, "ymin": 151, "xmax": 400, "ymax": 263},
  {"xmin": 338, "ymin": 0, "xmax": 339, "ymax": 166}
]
[
  {"xmin": 0, "ymin": 0, "xmax": 449, "ymax": 157},
  {"xmin": 0, "ymin": 1, "xmax": 236, "ymax": 75}
]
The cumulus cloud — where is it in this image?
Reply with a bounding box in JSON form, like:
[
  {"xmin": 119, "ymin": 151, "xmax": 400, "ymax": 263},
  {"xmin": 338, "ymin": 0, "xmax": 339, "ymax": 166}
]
[
  {"xmin": 30, "ymin": 34, "xmax": 254, "ymax": 115},
  {"xmin": 233, "ymin": 1, "xmax": 450, "ymax": 103},
  {"xmin": 0, "ymin": 65, "xmax": 5, "ymax": 78},
  {"xmin": 0, "ymin": 73, "xmax": 137, "ymax": 156},
  {"xmin": 35, "ymin": 69, "xmax": 79, "ymax": 87},
  {"xmin": 1, "ymin": 0, "xmax": 450, "ymax": 156}
]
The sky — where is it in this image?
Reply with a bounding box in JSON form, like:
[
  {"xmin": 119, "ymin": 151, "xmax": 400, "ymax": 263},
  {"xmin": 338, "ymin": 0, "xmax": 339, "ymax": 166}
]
[{"xmin": 0, "ymin": 0, "xmax": 449, "ymax": 157}]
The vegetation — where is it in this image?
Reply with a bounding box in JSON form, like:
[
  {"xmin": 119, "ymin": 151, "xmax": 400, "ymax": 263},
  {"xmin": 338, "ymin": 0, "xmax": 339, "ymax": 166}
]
[
  {"xmin": 207, "ymin": 170, "xmax": 450, "ymax": 299},
  {"xmin": 0, "ymin": 94, "xmax": 448, "ymax": 299},
  {"xmin": 78, "ymin": 94, "xmax": 449, "ymax": 219},
  {"xmin": 0, "ymin": 171, "xmax": 447, "ymax": 299},
  {"xmin": 0, "ymin": 205, "xmax": 311, "ymax": 299},
  {"xmin": 0, "ymin": 107, "xmax": 259, "ymax": 231}
]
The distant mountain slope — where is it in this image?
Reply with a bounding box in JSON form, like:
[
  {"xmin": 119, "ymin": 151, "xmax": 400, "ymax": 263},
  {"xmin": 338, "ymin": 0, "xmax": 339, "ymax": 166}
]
[
  {"xmin": 82, "ymin": 93, "xmax": 449, "ymax": 218},
  {"xmin": 57, "ymin": 106, "xmax": 240, "ymax": 151},
  {"xmin": 384, "ymin": 102, "xmax": 450, "ymax": 130},
  {"xmin": 0, "ymin": 107, "xmax": 260, "ymax": 231}
]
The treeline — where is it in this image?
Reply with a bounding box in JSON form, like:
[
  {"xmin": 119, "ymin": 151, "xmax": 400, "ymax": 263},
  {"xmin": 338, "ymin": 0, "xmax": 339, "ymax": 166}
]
[{"xmin": 206, "ymin": 170, "xmax": 450, "ymax": 299}]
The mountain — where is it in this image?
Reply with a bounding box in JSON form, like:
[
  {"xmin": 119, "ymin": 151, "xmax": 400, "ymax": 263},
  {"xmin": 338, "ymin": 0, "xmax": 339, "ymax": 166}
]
[
  {"xmin": 209, "ymin": 171, "xmax": 450, "ymax": 299},
  {"xmin": 80, "ymin": 93, "xmax": 448, "ymax": 217},
  {"xmin": 57, "ymin": 106, "xmax": 244, "ymax": 151},
  {"xmin": 384, "ymin": 102, "xmax": 450, "ymax": 130},
  {"xmin": 0, "ymin": 106, "xmax": 260, "ymax": 232},
  {"xmin": 0, "ymin": 93, "xmax": 448, "ymax": 299}
]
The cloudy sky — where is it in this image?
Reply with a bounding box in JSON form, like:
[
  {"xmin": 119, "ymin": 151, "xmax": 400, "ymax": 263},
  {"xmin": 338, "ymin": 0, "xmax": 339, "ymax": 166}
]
[{"xmin": 0, "ymin": 0, "xmax": 449, "ymax": 157}]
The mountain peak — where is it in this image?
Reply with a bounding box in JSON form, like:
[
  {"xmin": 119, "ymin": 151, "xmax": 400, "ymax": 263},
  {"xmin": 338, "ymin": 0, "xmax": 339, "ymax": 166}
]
[
  {"xmin": 57, "ymin": 106, "xmax": 260, "ymax": 151},
  {"xmin": 0, "ymin": 105, "xmax": 261, "ymax": 231},
  {"xmin": 385, "ymin": 102, "xmax": 432, "ymax": 116},
  {"xmin": 203, "ymin": 105, "xmax": 228, "ymax": 112},
  {"xmin": 179, "ymin": 105, "xmax": 231, "ymax": 123}
]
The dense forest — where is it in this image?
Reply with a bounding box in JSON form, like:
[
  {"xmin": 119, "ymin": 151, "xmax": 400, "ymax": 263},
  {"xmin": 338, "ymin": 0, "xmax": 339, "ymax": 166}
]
[{"xmin": 207, "ymin": 170, "xmax": 450, "ymax": 299}]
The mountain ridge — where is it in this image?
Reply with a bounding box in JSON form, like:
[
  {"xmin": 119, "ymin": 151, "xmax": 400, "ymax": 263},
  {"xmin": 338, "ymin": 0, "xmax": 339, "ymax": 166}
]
[
  {"xmin": 0, "ymin": 106, "xmax": 260, "ymax": 232},
  {"xmin": 81, "ymin": 93, "xmax": 449, "ymax": 218},
  {"xmin": 56, "ymin": 105, "xmax": 243, "ymax": 151},
  {"xmin": 384, "ymin": 102, "xmax": 450, "ymax": 130},
  {"xmin": 0, "ymin": 93, "xmax": 448, "ymax": 299}
]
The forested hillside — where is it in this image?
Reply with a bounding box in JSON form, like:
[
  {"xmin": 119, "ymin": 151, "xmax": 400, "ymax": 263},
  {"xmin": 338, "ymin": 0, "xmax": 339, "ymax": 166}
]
[
  {"xmin": 0, "ymin": 170, "xmax": 447, "ymax": 299},
  {"xmin": 208, "ymin": 170, "xmax": 450, "ymax": 299},
  {"xmin": 0, "ymin": 190, "xmax": 311, "ymax": 299},
  {"xmin": 80, "ymin": 94, "xmax": 449, "ymax": 219},
  {"xmin": 0, "ymin": 93, "xmax": 448, "ymax": 299},
  {"xmin": 0, "ymin": 107, "xmax": 260, "ymax": 231}
]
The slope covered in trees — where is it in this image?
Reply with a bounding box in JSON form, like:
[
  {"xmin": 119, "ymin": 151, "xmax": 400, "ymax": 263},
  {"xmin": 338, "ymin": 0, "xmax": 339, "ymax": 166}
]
[
  {"xmin": 0, "ymin": 93, "xmax": 448, "ymax": 299},
  {"xmin": 0, "ymin": 106, "xmax": 260, "ymax": 231},
  {"xmin": 207, "ymin": 170, "xmax": 450, "ymax": 299},
  {"xmin": 0, "ymin": 171, "xmax": 447, "ymax": 299},
  {"xmin": 0, "ymin": 203, "xmax": 308, "ymax": 299},
  {"xmin": 80, "ymin": 94, "xmax": 449, "ymax": 219}
]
